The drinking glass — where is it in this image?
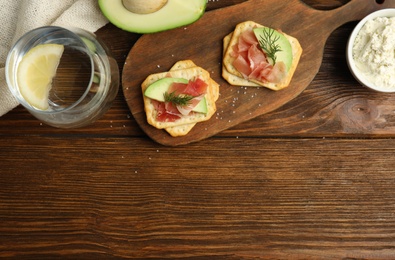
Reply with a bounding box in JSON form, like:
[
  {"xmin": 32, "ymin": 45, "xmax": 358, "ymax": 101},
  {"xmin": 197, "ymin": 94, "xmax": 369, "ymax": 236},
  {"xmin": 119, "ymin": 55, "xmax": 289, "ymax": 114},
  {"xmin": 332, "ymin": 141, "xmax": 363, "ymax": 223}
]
[{"xmin": 5, "ymin": 26, "xmax": 119, "ymax": 128}]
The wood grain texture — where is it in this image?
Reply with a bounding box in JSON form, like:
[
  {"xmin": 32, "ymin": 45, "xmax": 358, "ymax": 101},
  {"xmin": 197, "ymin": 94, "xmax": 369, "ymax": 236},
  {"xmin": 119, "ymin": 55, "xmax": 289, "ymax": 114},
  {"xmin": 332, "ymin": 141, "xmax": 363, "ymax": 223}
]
[
  {"xmin": 1, "ymin": 1, "xmax": 395, "ymax": 259},
  {"xmin": 123, "ymin": 0, "xmax": 395, "ymax": 146},
  {"xmin": 2, "ymin": 137, "xmax": 395, "ymax": 259}
]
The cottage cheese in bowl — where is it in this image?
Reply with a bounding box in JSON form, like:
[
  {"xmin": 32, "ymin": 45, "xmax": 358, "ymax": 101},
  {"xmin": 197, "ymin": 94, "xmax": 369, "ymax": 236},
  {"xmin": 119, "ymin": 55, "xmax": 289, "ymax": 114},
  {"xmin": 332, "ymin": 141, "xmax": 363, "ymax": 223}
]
[{"xmin": 347, "ymin": 9, "xmax": 395, "ymax": 92}]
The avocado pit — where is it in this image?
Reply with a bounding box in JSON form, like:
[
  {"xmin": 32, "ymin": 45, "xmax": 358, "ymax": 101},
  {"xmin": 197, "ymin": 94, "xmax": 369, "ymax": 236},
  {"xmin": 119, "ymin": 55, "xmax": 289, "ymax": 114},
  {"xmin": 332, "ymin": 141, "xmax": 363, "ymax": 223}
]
[{"xmin": 122, "ymin": 0, "xmax": 168, "ymax": 14}]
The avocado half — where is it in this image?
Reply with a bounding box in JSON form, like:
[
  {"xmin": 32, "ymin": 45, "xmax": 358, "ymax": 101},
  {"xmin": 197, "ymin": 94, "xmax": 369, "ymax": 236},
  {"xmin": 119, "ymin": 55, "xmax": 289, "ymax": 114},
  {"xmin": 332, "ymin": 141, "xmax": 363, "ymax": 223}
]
[{"xmin": 98, "ymin": 0, "xmax": 207, "ymax": 34}]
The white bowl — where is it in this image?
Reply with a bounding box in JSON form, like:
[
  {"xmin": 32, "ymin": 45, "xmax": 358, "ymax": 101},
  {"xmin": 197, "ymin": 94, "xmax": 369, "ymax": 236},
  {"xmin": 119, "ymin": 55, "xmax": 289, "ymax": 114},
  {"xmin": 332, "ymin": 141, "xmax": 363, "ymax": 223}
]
[{"xmin": 346, "ymin": 8, "xmax": 395, "ymax": 92}]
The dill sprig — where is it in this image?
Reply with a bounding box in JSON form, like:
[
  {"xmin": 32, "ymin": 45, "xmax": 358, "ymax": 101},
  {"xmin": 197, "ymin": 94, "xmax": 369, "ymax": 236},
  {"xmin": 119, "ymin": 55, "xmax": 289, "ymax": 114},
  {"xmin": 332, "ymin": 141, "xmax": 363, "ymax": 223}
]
[
  {"xmin": 257, "ymin": 28, "xmax": 282, "ymax": 65},
  {"xmin": 164, "ymin": 91, "xmax": 194, "ymax": 106}
]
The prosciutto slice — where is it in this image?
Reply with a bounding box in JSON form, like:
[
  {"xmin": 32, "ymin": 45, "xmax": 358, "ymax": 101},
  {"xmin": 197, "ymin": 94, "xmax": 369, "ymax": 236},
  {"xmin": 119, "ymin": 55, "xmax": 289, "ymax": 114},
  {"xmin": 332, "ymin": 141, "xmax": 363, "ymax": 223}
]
[
  {"xmin": 232, "ymin": 28, "xmax": 286, "ymax": 84},
  {"xmin": 168, "ymin": 78, "xmax": 207, "ymax": 97},
  {"xmin": 154, "ymin": 78, "xmax": 208, "ymax": 122},
  {"xmin": 152, "ymin": 100, "xmax": 180, "ymax": 122}
]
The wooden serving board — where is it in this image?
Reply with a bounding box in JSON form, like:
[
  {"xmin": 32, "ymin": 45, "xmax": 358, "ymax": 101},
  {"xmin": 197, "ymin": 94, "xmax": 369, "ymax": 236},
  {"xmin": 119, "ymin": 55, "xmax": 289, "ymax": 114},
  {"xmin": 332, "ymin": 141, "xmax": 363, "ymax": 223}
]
[{"xmin": 122, "ymin": 0, "xmax": 395, "ymax": 146}]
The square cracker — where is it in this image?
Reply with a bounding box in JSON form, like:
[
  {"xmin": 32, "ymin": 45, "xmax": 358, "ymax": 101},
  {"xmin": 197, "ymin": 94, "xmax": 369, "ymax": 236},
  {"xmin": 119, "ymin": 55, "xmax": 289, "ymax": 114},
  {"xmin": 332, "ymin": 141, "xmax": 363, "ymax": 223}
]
[
  {"xmin": 165, "ymin": 60, "xmax": 220, "ymax": 137},
  {"xmin": 142, "ymin": 61, "xmax": 218, "ymax": 136},
  {"xmin": 222, "ymin": 21, "xmax": 303, "ymax": 91}
]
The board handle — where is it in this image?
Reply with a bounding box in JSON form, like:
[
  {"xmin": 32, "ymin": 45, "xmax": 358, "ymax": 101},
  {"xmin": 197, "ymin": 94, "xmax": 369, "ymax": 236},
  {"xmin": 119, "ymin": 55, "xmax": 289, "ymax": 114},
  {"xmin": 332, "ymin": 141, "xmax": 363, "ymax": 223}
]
[{"xmin": 322, "ymin": 0, "xmax": 395, "ymax": 32}]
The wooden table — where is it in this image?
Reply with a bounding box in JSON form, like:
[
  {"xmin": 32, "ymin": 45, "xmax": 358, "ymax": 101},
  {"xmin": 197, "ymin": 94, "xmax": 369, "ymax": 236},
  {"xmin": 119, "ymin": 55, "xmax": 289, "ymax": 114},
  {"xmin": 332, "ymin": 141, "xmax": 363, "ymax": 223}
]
[{"xmin": 2, "ymin": 0, "xmax": 395, "ymax": 258}]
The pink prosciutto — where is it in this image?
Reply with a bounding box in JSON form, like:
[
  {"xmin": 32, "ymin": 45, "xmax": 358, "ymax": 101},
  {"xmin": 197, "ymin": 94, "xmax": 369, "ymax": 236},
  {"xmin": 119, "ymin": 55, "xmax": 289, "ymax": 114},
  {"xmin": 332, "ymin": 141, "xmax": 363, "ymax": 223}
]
[
  {"xmin": 153, "ymin": 78, "xmax": 208, "ymax": 122},
  {"xmin": 231, "ymin": 28, "xmax": 287, "ymax": 83}
]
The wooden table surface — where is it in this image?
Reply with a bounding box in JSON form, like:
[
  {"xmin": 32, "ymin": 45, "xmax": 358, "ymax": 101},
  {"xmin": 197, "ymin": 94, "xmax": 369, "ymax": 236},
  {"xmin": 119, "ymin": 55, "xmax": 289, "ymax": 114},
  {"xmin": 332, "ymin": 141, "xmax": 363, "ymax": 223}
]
[{"xmin": 2, "ymin": 0, "xmax": 395, "ymax": 259}]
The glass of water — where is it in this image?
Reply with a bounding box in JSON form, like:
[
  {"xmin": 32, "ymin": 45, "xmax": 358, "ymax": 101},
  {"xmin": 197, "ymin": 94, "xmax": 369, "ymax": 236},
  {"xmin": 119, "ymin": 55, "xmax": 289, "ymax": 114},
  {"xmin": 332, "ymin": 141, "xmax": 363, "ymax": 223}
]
[{"xmin": 5, "ymin": 26, "xmax": 119, "ymax": 128}]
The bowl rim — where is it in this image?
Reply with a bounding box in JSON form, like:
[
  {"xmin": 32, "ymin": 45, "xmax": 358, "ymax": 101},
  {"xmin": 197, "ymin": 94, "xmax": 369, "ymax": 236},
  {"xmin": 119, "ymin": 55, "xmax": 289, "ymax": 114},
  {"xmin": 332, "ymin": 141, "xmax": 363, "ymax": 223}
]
[{"xmin": 346, "ymin": 8, "xmax": 395, "ymax": 93}]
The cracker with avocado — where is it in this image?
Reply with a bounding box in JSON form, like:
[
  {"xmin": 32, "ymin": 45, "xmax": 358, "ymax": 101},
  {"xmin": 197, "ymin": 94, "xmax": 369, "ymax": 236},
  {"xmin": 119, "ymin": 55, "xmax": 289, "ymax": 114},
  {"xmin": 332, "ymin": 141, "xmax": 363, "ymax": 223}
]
[
  {"xmin": 142, "ymin": 60, "xmax": 219, "ymax": 137},
  {"xmin": 222, "ymin": 21, "xmax": 302, "ymax": 91},
  {"xmin": 164, "ymin": 60, "xmax": 219, "ymax": 137}
]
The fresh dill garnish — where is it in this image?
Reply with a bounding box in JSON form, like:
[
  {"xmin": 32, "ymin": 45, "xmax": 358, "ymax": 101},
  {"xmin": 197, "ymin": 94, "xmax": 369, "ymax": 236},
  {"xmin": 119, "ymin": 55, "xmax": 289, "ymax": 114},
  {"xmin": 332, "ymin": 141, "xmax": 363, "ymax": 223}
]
[
  {"xmin": 257, "ymin": 27, "xmax": 282, "ymax": 64},
  {"xmin": 164, "ymin": 91, "xmax": 194, "ymax": 106}
]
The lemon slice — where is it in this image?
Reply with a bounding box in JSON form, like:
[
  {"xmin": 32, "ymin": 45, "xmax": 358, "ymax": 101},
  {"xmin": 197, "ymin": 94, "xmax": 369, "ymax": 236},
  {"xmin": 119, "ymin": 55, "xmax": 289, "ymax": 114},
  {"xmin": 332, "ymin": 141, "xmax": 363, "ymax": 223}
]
[{"xmin": 17, "ymin": 43, "xmax": 64, "ymax": 110}]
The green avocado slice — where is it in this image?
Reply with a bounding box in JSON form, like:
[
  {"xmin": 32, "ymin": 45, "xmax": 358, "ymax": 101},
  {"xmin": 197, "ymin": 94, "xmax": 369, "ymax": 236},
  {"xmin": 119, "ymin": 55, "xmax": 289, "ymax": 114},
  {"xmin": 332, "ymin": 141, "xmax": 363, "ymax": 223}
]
[
  {"xmin": 253, "ymin": 27, "xmax": 293, "ymax": 71},
  {"xmin": 145, "ymin": 77, "xmax": 188, "ymax": 101},
  {"xmin": 98, "ymin": 0, "xmax": 207, "ymax": 34},
  {"xmin": 192, "ymin": 96, "xmax": 207, "ymax": 114}
]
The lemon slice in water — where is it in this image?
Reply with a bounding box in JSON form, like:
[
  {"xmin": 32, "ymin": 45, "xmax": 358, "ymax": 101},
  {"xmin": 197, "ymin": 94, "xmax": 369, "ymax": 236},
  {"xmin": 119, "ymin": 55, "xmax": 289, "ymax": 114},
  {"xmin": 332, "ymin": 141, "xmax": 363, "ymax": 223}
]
[{"xmin": 17, "ymin": 43, "xmax": 64, "ymax": 110}]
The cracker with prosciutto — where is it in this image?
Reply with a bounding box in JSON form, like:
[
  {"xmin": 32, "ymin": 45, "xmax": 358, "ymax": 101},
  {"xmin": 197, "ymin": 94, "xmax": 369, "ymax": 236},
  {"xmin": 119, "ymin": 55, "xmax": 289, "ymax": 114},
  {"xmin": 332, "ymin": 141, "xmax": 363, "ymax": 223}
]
[
  {"xmin": 142, "ymin": 61, "xmax": 218, "ymax": 137},
  {"xmin": 170, "ymin": 60, "xmax": 220, "ymax": 102},
  {"xmin": 223, "ymin": 21, "xmax": 302, "ymax": 91},
  {"xmin": 222, "ymin": 33, "xmax": 260, "ymax": 87},
  {"xmin": 164, "ymin": 60, "xmax": 219, "ymax": 137}
]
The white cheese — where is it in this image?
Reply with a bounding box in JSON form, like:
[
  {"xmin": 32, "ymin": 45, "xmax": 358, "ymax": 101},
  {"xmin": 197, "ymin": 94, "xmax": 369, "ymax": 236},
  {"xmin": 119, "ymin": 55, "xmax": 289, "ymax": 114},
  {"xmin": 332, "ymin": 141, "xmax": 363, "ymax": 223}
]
[{"xmin": 353, "ymin": 16, "xmax": 395, "ymax": 90}]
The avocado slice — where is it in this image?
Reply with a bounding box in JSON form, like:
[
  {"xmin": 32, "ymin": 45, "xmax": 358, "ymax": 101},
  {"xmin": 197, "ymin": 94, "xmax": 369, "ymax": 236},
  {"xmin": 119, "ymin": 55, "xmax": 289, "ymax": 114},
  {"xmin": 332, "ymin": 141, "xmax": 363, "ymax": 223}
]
[
  {"xmin": 144, "ymin": 77, "xmax": 207, "ymax": 114},
  {"xmin": 145, "ymin": 77, "xmax": 188, "ymax": 101},
  {"xmin": 253, "ymin": 27, "xmax": 293, "ymax": 71},
  {"xmin": 191, "ymin": 96, "xmax": 207, "ymax": 114},
  {"xmin": 98, "ymin": 0, "xmax": 207, "ymax": 34}
]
